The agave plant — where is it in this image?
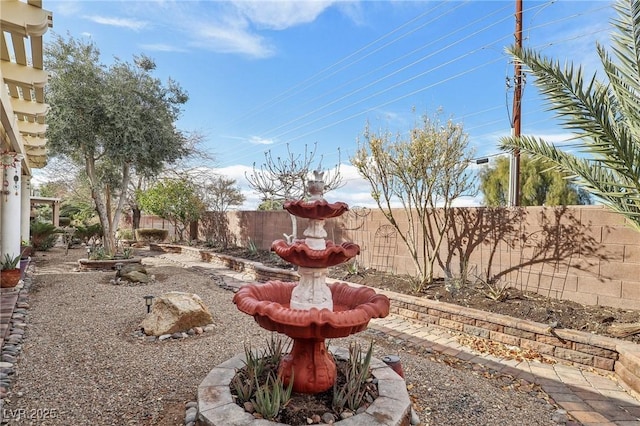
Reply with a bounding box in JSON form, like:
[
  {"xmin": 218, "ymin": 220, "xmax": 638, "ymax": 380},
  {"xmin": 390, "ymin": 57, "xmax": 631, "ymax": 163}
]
[{"xmin": 500, "ymin": 0, "xmax": 640, "ymax": 232}]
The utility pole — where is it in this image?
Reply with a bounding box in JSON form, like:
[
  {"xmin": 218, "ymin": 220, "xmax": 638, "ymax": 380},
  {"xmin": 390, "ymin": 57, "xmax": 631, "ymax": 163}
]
[{"xmin": 508, "ymin": 0, "xmax": 523, "ymax": 206}]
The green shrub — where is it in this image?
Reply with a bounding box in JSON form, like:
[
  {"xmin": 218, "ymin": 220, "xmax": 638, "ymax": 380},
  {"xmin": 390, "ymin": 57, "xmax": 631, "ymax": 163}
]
[
  {"xmin": 58, "ymin": 216, "xmax": 72, "ymax": 226},
  {"xmin": 74, "ymin": 223, "xmax": 103, "ymax": 242},
  {"xmin": 135, "ymin": 228, "xmax": 168, "ymax": 243},
  {"xmin": 30, "ymin": 221, "xmax": 59, "ymax": 251},
  {"xmin": 117, "ymin": 229, "xmax": 134, "ymax": 240}
]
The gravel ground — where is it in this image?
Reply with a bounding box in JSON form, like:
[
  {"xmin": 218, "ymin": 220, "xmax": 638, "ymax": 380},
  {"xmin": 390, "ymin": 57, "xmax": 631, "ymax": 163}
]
[{"xmin": 1, "ymin": 247, "xmax": 564, "ymax": 425}]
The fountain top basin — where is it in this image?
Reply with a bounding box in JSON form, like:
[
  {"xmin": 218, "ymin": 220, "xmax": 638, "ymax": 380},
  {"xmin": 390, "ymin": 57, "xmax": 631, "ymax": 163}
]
[
  {"xmin": 271, "ymin": 240, "xmax": 360, "ymax": 268},
  {"xmin": 233, "ymin": 281, "xmax": 390, "ymax": 340},
  {"xmin": 284, "ymin": 199, "xmax": 349, "ymax": 219}
]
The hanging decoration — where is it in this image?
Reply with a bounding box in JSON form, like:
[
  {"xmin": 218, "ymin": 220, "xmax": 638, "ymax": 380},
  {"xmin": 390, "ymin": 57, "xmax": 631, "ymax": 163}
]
[{"xmin": 1, "ymin": 152, "xmax": 21, "ymax": 202}]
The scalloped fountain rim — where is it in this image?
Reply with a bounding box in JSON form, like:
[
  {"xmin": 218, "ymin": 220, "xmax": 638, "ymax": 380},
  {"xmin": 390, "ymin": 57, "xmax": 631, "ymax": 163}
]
[{"xmin": 233, "ymin": 281, "xmax": 390, "ymax": 340}]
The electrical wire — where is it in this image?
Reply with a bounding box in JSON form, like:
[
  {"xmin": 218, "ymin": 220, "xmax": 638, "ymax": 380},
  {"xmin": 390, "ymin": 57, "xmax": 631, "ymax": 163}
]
[{"xmin": 217, "ymin": 2, "xmax": 611, "ymax": 166}]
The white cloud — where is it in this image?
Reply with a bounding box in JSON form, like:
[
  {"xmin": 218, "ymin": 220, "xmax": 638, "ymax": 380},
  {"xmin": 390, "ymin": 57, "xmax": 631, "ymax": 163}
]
[
  {"xmin": 85, "ymin": 15, "xmax": 149, "ymax": 31},
  {"xmin": 191, "ymin": 23, "xmax": 275, "ymax": 58},
  {"xmin": 232, "ymin": 1, "xmax": 335, "ymax": 30},
  {"xmin": 249, "ymin": 136, "xmax": 275, "ymax": 145},
  {"xmin": 139, "ymin": 43, "xmax": 187, "ymax": 53}
]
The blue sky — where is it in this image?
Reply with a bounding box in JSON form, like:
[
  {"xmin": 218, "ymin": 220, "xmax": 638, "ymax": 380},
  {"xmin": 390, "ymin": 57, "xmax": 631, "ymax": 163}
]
[{"xmin": 41, "ymin": 0, "xmax": 614, "ymax": 208}]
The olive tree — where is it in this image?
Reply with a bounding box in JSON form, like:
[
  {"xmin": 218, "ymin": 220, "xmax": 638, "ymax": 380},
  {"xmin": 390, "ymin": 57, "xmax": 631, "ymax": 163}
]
[
  {"xmin": 45, "ymin": 35, "xmax": 191, "ymax": 254},
  {"xmin": 352, "ymin": 111, "xmax": 477, "ymax": 290}
]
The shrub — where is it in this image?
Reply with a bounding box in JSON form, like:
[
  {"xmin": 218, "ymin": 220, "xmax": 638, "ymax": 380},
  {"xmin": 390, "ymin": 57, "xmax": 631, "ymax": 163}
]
[
  {"xmin": 74, "ymin": 223, "xmax": 103, "ymax": 242},
  {"xmin": 135, "ymin": 228, "xmax": 168, "ymax": 243},
  {"xmin": 58, "ymin": 216, "xmax": 72, "ymax": 226},
  {"xmin": 117, "ymin": 229, "xmax": 134, "ymax": 240},
  {"xmin": 30, "ymin": 221, "xmax": 59, "ymax": 251}
]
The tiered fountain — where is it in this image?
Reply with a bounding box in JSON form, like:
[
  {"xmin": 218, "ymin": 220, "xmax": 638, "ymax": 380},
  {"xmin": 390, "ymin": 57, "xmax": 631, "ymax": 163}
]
[
  {"xmin": 234, "ymin": 171, "xmax": 390, "ymax": 393},
  {"xmin": 197, "ymin": 172, "xmax": 410, "ymax": 425}
]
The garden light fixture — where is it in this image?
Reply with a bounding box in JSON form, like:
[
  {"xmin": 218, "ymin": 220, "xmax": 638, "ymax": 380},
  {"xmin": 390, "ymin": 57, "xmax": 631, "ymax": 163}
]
[{"xmin": 144, "ymin": 295, "xmax": 154, "ymax": 313}]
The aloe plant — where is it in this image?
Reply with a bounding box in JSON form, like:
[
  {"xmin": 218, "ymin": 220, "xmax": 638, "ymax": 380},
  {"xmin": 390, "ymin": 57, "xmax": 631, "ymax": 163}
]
[{"xmin": 1, "ymin": 253, "xmax": 21, "ymax": 270}]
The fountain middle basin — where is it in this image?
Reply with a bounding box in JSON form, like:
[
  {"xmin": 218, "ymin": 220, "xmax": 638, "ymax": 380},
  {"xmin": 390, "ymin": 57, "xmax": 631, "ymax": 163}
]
[{"xmin": 233, "ymin": 281, "xmax": 390, "ymax": 393}]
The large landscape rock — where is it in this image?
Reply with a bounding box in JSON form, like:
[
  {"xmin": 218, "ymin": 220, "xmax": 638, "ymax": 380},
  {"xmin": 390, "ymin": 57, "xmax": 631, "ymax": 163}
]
[{"xmin": 140, "ymin": 292, "xmax": 213, "ymax": 336}]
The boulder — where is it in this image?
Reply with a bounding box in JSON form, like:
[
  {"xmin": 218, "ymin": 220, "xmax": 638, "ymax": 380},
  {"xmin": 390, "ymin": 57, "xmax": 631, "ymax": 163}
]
[
  {"xmin": 117, "ymin": 264, "xmax": 150, "ymax": 283},
  {"xmin": 121, "ymin": 270, "xmax": 150, "ymax": 283},
  {"xmin": 140, "ymin": 292, "xmax": 213, "ymax": 336}
]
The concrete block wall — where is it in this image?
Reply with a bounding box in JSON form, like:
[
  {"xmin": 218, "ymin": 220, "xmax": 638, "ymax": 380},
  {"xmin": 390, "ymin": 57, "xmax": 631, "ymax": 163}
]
[{"xmin": 140, "ymin": 204, "xmax": 640, "ymax": 310}]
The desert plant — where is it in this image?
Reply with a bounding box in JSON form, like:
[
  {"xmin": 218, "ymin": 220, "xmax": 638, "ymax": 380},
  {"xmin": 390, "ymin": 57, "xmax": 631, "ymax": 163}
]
[
  {"xmin": 247, "ymin": 239, "xmax": 258, "ymax": 255},
  {"xmin": 252, "ymin": 371, "xmax": 294, "ymax": 421},
  {"xmin": 121, "ymin": 247, "xmax": 134, "ymax": 259},
  {"xmin": 1, "ymin": 253, "xmax": 21, "ymax": 270},
  {"xmin": 332, "ymin": 341, "xmax": 374, "ymax": 413},
  {"xmin": 476, "ymin": 276, "xmax": 511, "ymax": 302}
]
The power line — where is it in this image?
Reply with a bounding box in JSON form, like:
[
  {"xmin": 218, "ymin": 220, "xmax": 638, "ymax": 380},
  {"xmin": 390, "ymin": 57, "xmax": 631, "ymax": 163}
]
[{"xmin": 218, "ymin": 2, "xmax": 610, "ymax": 166}]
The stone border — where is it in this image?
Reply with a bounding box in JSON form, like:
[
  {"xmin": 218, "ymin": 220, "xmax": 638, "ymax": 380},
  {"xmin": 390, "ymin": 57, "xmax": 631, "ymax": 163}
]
[
  {"xmin": 77, "ymin": 257, "xmax": 142, "ymax": 271},
  {"xmin": 153, "ymin": 244, "xmax": 640, "ymax": 399},
  {"xmin": 197, "ymin": 346, "xmax": 411, "ymax": 426}
]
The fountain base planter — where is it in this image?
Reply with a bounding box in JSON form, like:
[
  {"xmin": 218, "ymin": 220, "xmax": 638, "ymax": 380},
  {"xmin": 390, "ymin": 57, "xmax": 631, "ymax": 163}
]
[{"xmin": 197, "ymin": 346, "xmax": 411, "ymax": 426}]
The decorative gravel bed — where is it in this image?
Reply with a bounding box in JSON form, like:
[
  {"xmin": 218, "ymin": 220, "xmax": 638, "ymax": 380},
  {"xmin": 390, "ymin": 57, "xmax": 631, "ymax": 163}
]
[{"xmin": 0, "ymin": 247, "xmax": 565, "ymax": 425}]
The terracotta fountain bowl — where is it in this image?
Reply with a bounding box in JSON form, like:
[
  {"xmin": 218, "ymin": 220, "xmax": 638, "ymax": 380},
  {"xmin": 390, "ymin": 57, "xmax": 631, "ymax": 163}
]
[
  {"xmin": 284, "ymin": 199, "xmax": 349, "ymax": 219},
  {"xmin": 233, "ymin": 281, "xmax": 390, "ymax": 340},
  {"xmin": 271, "ymin": 240, "xmax": 360, "ymax": 268}
]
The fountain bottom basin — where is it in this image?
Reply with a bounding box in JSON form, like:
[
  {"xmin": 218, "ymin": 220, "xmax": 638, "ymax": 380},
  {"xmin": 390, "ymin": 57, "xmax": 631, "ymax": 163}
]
[{"xmin": 197, "ymin": 346, "xmax": 411, "ymax": 426}]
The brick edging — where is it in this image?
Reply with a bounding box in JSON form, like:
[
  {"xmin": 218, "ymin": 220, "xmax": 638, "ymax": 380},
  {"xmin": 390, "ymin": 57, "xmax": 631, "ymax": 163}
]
[{"xmin": 151, "ymin": 244, "xmax": 640, "ymax": 397}]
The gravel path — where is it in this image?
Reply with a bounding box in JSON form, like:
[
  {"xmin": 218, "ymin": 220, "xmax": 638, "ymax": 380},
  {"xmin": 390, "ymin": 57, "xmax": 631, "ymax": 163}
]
[{"xmin": 1, "ymin": 247, "xmax": 564, "ymax": 425}]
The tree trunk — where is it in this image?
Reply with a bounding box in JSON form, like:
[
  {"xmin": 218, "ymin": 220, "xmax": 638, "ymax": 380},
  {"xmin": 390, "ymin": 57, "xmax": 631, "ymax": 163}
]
[{"xmin": 132, "ymin": 207, "xmax": 141, "ymax": 230}]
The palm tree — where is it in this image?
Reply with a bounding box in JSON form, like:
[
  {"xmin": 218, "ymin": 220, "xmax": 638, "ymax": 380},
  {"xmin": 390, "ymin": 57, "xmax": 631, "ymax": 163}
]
[{"xmin": 500, "ymin": 0, "xmax": 640, "ymax": 232}]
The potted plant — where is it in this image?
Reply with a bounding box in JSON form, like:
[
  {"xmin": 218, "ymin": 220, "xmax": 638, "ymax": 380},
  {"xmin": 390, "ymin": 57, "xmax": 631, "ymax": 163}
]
[
  {"xmin": 1, "ymin": 253, "xmax": 22, "ymax": 288},
  {"xmin": 20, "ymin": 240, "xmax": 33, "ymax": 257}
]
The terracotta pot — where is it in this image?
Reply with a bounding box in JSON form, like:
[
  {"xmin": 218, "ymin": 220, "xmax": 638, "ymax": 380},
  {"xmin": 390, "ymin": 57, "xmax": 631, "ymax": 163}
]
[{"xmin": 1, "ymin": 268, "xmax": 21, "ymax": 288}]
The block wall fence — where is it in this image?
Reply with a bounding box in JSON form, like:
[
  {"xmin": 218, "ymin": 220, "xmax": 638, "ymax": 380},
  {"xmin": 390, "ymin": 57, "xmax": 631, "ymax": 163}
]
[{"xmin": 137, "ymin": 205, "xmax": 640, "ymax": 310}]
